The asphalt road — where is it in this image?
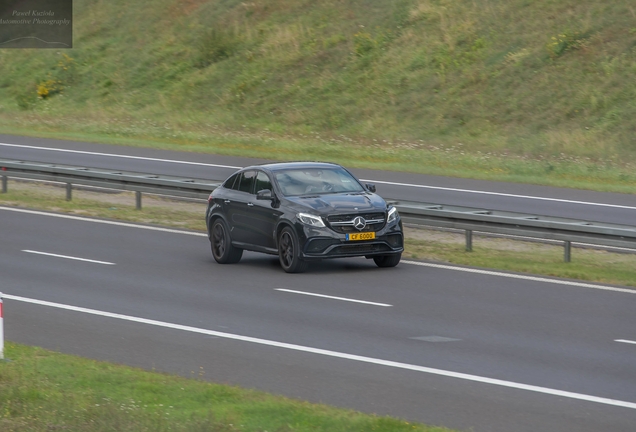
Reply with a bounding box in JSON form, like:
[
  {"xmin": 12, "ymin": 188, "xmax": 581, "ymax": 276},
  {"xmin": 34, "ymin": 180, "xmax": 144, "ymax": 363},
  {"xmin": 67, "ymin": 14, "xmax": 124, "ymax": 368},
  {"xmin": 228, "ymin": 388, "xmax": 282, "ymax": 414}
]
[
  {"xmin": 1, "ymin": 134, "xmax": 636, "ymax": 225},
  {"xmin": 2, "ymin": 205, "xmax": 636, "ymax": 432},
  {"xmin": 2, "ymin": 134, "xmax": 636, "ymax": 430}
]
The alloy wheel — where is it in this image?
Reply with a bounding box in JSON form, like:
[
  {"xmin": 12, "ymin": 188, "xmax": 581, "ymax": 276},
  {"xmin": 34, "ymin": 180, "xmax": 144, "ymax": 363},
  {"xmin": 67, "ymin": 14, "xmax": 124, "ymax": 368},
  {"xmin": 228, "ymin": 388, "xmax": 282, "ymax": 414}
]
[{"xmin": 212, "ymin": 223, "xmax": 226, "ymax": 259}]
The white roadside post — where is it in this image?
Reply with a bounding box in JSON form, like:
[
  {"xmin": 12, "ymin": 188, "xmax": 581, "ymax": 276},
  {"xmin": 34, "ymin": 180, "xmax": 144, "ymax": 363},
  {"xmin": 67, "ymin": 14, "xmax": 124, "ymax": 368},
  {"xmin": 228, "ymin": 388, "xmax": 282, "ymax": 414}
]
[{"xmin": 0, "ymin": 292, "xmax": 4, "ymax": 360}]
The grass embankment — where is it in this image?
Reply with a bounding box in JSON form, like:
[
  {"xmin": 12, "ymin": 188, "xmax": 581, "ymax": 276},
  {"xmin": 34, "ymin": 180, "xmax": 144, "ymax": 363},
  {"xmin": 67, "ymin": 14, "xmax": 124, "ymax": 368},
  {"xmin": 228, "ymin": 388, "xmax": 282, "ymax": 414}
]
[
  {"xmin": 0, "ymin": 343, "xmax": 450, "ymax": 432},
  {"xmin": 2, "ymin": 181, "xmax": 634, "ymax": 287},
  {"xmin": 1, "ymin": 1, "xmax": 636, "ymax": 192}
]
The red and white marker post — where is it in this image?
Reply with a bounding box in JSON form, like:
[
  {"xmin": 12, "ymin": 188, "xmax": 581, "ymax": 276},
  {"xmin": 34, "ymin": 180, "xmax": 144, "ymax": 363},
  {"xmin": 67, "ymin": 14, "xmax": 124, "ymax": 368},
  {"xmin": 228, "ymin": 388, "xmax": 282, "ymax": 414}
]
[{"xmin": 0, "ymin": 292, "xmax": 4, "ymax": 360}]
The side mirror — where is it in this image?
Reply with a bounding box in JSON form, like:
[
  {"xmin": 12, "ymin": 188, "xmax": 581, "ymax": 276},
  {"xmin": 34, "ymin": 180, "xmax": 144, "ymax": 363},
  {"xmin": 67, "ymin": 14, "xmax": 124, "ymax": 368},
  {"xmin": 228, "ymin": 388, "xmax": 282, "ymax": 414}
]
[
  {"xmin": 365, "ymin": 183, "xmax": 376, "ymax": 193},
  {"xmin": 256, "ymin": 189, "xmax": 274, "ymax": 200}
]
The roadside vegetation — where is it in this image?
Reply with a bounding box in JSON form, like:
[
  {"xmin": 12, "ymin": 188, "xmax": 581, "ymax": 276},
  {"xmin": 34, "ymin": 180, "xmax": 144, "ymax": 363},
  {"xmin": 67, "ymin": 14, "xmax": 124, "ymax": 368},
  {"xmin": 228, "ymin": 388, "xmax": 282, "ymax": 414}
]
[
  {"xmin": 0, "ymin": 343, "xmax": 451, "ymax": 432},
  {"xmin": 1, "ymin": 180, "xmax": 634, "ymax": 287},
  {"xmin": 1, "ymin": 0, "xmax": 636, "ymax": 192}
]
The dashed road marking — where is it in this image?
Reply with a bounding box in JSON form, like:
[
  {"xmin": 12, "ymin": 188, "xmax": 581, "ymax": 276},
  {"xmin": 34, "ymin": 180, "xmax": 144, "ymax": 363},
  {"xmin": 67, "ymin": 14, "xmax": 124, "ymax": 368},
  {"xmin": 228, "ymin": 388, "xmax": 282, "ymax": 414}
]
[
  {"xmin": 276, "ymin": 288, "xmax": 392, "ymax": 307},
  {"xmin": 22, "ymin": 249, "xmax": 115, "ymax": 265}
]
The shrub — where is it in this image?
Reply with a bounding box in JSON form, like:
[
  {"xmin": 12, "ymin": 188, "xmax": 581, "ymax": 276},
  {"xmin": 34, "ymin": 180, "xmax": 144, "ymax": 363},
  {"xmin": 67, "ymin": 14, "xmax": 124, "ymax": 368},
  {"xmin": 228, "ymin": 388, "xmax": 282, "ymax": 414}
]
[
  {"xmin": 37, "ymin": 79, "xmax": 63, "ymax": 99},
  {"xmin": 546, "ymin": 31, "xmax": 589, "ymax": 58},
  {"xmin": 197, "ymin": 28, "xmax": 237, "ymax": 67}
]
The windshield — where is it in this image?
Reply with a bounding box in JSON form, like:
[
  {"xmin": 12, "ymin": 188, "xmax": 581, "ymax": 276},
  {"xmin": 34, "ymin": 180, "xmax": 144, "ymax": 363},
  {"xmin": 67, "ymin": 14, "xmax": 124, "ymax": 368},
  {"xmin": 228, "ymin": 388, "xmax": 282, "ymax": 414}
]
[{"xmin": 274, "ymin": 167, "xmax": 365, "ymax": 196}]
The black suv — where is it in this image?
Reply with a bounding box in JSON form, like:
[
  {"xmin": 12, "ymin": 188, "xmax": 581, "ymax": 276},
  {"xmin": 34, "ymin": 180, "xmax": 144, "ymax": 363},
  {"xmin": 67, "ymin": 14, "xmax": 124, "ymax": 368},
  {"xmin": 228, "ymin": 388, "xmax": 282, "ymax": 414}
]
[{"xmin": 205, "ymin": 162, "xmax": 403, "ymax": 273}]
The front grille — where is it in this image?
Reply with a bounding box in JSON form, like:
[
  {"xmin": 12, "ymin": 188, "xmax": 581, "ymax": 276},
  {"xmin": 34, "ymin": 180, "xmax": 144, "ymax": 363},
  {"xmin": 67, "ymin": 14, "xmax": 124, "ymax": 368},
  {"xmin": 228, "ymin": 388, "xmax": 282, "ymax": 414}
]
[
  {"xmin": 327, "ymin": 212, "xmax": 385, "ymax": 223},
  {"xmin": 333, "ymin": 243, "xmax": 391, "ymax": 254},
  {"xmin": 305, "ymin": 238, "xmax": 338, "ymax": 253},
  {"xmin": 327, "ymin": 212, "xmax": 386, "ymax": 234},
  {"xmin": 332, "ymin": 222, "xmax": 384, "ymax": 234},
  {"xmin": 305, "ymin": 237, "xmax": 399, "ymax": 257}
]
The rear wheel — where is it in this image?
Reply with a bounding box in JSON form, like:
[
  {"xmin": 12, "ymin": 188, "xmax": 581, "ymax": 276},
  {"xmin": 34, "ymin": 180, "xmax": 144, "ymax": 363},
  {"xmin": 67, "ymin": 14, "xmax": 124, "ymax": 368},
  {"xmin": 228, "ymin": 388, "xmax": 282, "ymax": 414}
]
[
  {"xmin": 278, "ymin": 227, "xmax": 308, "ymax": 273},
  {"xmin": 211, "ymin": 219, "xmax": 243, "ymax": 264},
  {"xmin": 373, "ymin": 253, "xmax": 401, "ymax": 268}
]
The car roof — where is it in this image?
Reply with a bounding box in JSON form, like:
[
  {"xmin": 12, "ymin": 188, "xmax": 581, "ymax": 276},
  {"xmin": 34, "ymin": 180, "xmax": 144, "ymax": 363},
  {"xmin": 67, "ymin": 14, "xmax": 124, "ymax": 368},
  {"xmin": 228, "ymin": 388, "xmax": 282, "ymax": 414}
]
[{"xmin": 244, "ymin": 161, "xmax": 343, "ymax": 172}]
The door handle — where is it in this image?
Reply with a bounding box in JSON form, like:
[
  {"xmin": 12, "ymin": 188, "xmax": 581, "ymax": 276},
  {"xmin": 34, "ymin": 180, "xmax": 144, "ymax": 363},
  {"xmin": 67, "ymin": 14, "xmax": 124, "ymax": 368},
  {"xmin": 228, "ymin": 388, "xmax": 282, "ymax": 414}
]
[
  {"xmin": 224, "ymin": 200, "xmax": 231, "ymax": 204},
  {"xmin": 247, "ymin": 202, "xmax": 254, "ymax": 207}
]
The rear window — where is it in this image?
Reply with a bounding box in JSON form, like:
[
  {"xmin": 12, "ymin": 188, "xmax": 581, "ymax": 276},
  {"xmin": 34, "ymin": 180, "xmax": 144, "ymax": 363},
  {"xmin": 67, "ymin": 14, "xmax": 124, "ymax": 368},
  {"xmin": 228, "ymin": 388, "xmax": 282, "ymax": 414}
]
[{"xmin": 223, "ymin": 173, "xmax": 240, "ymax": 190}]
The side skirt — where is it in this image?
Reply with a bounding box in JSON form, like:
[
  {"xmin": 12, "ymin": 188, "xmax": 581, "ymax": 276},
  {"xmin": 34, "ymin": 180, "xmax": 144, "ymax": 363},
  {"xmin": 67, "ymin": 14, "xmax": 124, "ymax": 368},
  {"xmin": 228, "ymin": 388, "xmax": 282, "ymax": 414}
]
[{"xmin": 232, "ymin": 242, "xmax": 278, "ymax": 255}]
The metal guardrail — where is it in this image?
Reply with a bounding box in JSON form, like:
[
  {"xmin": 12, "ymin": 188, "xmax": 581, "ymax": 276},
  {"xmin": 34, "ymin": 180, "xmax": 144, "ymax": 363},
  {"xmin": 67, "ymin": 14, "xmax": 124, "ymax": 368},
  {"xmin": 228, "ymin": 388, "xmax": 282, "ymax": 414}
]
[
  {"xmin": 0, "ymin": 159, "xmax": 220, "ymax": 206},
  {"xmin": 392, "ymin": 201, "xmax": 636, "ymax": 261},
  {"xmin": 2, "ymin": 159, "xmax": 636, "ymax": 262}
]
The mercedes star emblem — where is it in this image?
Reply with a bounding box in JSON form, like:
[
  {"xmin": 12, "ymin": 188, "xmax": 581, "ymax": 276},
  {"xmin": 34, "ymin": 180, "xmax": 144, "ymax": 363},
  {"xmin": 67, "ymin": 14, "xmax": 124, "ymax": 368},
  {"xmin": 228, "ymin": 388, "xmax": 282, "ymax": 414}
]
[{"xmin": 353, "ymin": 216, "xmax": 367, "ymax": 231}]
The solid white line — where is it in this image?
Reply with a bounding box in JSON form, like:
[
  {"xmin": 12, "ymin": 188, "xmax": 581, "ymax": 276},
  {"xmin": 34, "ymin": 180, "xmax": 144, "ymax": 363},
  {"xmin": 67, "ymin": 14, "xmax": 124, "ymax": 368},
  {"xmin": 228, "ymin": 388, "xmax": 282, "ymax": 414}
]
[
  {"xmin": 360, "ymin": 178, "xmax": 636, "ymax": 211},
  {"xmin": 615, "ymin": 339, "xmax": 636, "ymax": 345},
  {"xmin": 3, "ymin": 293, "xmax": 636, "ymax": 410},
  {"xmin": 2, "ymin": 206, "xmax": 634, "ymax": 295},
  {"xmin": 22, "ymin": 250, "xmax": 115, "ymax": 265},
  {"xmin": 3, "ymin": 142, "xmax": 633, "ymax": 210},
  {"xmin": 401, "ymin": 260, "xmax": 636, "ymax": 295},
  {"xmin": 0, "ymin": 206, "xmax": 207, "ymax": 237},
  {"xmin": 275, "ymin": 288, "xmax": 392, "ymax": 307},
  {"xmin": 0, "ymin": 142, "xmax": 242, "ymax": 170}
]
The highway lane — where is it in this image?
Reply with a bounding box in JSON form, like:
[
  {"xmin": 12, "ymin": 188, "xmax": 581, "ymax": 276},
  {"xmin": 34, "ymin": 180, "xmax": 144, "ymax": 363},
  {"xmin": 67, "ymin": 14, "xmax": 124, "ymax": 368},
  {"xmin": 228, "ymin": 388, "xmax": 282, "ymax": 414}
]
[
  {"xmin": 2, "ymin": 134, "xmax": 636, "ymax": 225},
  {"xmin": 2, "ymin": 206, "xmax": 636, "ymax": 431}
]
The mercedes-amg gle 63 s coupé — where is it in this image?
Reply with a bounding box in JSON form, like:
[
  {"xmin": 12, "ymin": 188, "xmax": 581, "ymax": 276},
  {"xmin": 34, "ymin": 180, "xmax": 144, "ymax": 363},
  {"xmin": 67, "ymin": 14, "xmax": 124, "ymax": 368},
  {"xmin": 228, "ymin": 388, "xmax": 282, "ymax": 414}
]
[{"xmin": 206, "ymin": 162, "xmax": 403, "ymax": 273}]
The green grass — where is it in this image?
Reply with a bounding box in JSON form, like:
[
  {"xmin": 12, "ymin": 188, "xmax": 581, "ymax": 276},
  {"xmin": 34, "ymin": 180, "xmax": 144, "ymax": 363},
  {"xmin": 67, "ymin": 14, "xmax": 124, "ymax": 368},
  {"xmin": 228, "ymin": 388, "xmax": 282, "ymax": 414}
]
[
  {"xmin": 0, "ymin": 343, "xmax": 451, "ymax": 432},
  {"xmin": 1, "ymin": 0, "xmax": 636, "ymax": 193}
]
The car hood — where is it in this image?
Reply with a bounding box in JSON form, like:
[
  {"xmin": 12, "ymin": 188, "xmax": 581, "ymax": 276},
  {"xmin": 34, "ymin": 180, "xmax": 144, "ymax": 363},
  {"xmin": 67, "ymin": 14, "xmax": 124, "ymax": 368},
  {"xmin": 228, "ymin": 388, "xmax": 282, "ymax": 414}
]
[{"xmin": 285, "ymin": 193, "xmax": 386, "ymax": 215}]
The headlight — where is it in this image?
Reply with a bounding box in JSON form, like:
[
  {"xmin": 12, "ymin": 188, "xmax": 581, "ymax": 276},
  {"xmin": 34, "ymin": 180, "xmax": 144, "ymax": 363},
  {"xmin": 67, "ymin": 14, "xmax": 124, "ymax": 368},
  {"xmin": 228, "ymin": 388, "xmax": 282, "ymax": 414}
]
[
  {"xmin": 387, "ymin": 206, "xmax": 399, "ymax": 223},
  {"xmin": 297, "ymin": 212, "xmax": 325, "ymax": 227}
]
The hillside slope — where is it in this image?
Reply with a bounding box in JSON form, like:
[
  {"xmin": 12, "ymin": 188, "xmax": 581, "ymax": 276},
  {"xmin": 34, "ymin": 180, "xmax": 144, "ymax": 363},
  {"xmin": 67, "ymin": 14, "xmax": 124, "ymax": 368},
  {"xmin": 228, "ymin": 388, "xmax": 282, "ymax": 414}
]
[{"xmin": 0, "ymin": 0, "xmax": 635, "ymax": 167}]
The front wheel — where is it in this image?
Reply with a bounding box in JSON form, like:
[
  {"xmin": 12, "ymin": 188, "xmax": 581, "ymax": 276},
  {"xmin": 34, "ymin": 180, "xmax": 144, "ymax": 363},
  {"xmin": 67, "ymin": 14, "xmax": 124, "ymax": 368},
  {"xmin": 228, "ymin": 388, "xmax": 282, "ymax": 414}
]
[
  {"xmin": 278, "ymin": 227, "xmax": 308, "ymax": 273},
  {"xmin": 373, "ymin": 253, "xmax": 401, "ymax": 268},
  {"xmin": 210, "ymin": 219, "xmax": 243, "ymax": 264}
]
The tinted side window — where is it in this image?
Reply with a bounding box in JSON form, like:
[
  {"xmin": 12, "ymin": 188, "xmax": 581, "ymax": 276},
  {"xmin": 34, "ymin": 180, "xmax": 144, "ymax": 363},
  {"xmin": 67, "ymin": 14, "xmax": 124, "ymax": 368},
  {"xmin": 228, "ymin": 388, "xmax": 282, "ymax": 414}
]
[
  {"xmin": 223, "ymin": 173, "xmax": 240, "ymax": 190},
  {"xmin": 254, "ymin": 171, "xmax": 272, "ymax": 194},
  {"xmin": 237, "ymin": 170, "xmax": 256, "ymax": 193}
]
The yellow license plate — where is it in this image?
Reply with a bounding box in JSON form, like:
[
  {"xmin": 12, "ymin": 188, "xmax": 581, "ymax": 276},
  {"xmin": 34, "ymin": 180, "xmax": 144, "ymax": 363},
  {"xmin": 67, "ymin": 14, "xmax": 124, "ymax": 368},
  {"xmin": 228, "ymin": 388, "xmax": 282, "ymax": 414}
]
[{"xmin": 346, "ymin": 232, "xmax": 376, "ymax": 241}]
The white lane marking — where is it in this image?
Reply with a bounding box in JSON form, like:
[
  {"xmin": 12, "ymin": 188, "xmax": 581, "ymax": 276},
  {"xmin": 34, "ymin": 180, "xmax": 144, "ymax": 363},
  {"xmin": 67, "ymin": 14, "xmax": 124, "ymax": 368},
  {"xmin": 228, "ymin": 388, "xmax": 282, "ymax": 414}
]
[
  {"xmin": 361, "ymin": 178, "xmax": 636, "ymax": 211},
  {"xmin": 615, "ymin": 339, "xmax": 636, "ymax": 345},
  {"xmin": 22, "ymin": 250, "xmax": 115, "ymax": 265},
  {"xmin": 275, "ymin": 288, "xmax": 392, "ymax": 307},
  {"xmin": 3, "ymin": 293, "xmax": 636, "ymax": 410},
  {"xmin": 3, "ymin": 142, "xmax": 633, "ymax": 210},
  {"xmin": 2, "ymin": 206, "xmax": 635, "ymax": 295},
  {"xmin": 0, "ymin": 206, "xmax": 207, "ymax": 236},
  {"xmin": 401, "ymin": 260, "xmax": 636, "ymax": 295},
  {"xmin": 0, "ymin": 142, "xmax": 241, "ymax": 170}
]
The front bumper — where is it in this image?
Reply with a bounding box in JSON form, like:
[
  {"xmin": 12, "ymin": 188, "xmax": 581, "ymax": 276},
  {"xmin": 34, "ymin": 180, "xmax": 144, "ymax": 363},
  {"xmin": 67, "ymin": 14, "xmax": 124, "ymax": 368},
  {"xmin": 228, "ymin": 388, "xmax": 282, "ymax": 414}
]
[{"xmin": 298, "ymin": 220, "xmax": 404, "ymax": 260}]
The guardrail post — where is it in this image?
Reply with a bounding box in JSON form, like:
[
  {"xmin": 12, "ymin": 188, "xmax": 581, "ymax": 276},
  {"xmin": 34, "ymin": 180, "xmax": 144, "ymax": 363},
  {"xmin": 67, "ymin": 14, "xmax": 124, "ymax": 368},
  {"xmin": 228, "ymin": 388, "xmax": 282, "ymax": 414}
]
[
  {"xmin": 1, "ymin": 174, "xmax": 6, "ymax": 193},
  {"xmin": 564, "ymin": 241, "xmax": 571, "ymax": 263},
  {"xmin": 465, "ymin": 230, "xmax": 473, "ymax": 252},
  {"xmin": 66, "ymin": 183, "xmax": 72, "ymax": 201},
  {"xmin": 0, "ymin": 293, "xmax": 4, "ymax": 360},
  {"xmin": 135, "ymin": 191, "xmax": 142, "ymax": 210}
]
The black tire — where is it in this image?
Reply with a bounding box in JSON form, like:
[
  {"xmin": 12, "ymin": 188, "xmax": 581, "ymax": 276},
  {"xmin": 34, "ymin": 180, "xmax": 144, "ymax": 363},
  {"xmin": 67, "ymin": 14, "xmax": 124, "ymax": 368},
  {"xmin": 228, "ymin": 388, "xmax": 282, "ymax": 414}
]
[
  {"xmin": 210, "ymin": 219, "xmax": 243, "ymax": 264},
  {"xmin": 373, "ymin": 253, "xmax": 401, "ymax": 268},
  {"xmin": 278, "ymin": 227, "xmax": 308, "ymax": 273}
]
